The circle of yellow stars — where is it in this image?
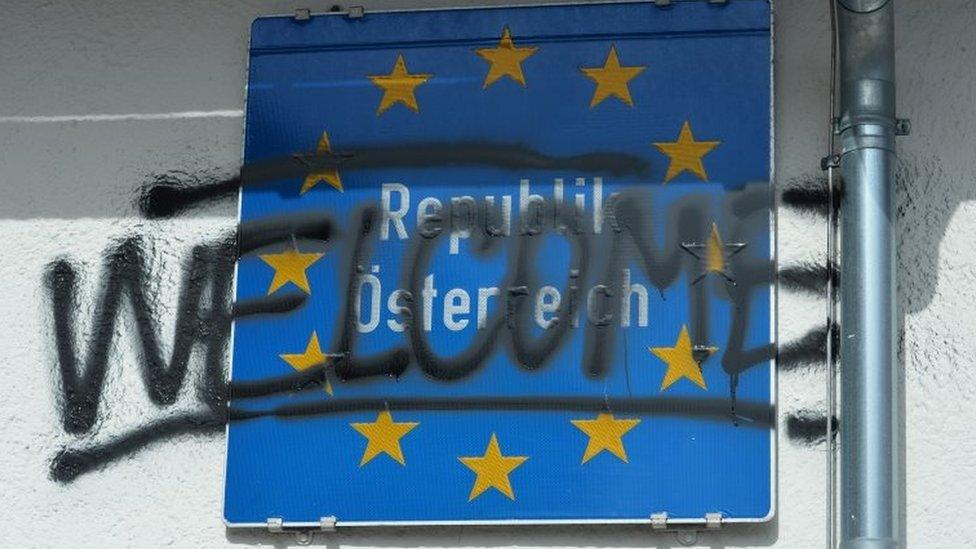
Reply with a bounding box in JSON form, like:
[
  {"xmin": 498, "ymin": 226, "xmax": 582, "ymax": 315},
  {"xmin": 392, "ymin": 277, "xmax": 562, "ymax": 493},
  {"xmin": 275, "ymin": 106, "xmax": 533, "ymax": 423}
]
[{"xmin": 249, "ymin": 24, "xmax": 743, "ymax": 503}]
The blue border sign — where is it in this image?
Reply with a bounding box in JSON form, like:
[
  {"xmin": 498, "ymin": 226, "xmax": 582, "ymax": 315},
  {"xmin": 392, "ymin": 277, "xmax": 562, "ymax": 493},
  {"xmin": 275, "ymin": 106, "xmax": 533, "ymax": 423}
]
[{"xmin": 226, "ymin": 0, "xmax": 773, "ymax": 526}]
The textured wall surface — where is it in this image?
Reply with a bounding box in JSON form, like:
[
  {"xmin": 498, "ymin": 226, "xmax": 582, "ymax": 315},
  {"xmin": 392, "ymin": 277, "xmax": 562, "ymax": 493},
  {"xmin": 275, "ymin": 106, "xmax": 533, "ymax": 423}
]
[{"xmin": 0, "ymin": 1, "xmax": 973, "ymax": 547}]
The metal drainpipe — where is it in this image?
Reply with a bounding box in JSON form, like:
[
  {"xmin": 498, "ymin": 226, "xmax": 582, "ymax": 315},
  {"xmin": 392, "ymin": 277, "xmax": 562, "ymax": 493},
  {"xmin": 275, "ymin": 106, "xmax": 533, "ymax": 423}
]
[{"xmin": 835, "ymin": 0, "xmax": 902, "ymax": 548}]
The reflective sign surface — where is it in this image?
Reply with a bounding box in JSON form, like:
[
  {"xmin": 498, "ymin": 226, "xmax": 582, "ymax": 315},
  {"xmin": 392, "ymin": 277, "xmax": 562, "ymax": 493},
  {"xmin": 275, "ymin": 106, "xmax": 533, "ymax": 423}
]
[{"xmin": 226, "ymin": 0, "xmax": 773, "ymax": 526}]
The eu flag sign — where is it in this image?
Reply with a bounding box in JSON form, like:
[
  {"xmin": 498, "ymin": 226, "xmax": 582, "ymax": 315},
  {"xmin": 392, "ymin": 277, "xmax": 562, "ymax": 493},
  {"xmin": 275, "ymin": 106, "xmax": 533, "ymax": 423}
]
[{"xmin": 225, "ymin": 0, "xmax": 773, "ymax": 527}]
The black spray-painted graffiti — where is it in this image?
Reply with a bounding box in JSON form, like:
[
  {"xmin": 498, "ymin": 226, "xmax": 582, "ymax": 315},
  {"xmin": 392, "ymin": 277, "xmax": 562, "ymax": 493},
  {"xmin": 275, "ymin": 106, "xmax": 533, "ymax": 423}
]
[
  {"xmin": 49, "ymin": 238, "xmax": 234, "ymax": 434},
  {"xmin": 233, "ymin": 183, "xmax": 774, "ymax": 416},
  {"xmin": 48, "ymin": 143, "xmax": 838, "ymax": 482},
  {"xmin": 780, "ymin": 175, "xmax": 841, "ymax": 446}
]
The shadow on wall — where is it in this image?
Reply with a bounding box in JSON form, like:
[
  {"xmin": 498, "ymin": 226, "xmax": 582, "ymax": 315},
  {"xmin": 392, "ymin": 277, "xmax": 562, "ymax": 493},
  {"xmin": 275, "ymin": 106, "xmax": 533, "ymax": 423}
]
[{"xmin": 893, "ymin": 153, "xmax": 976, "ymax": 315}]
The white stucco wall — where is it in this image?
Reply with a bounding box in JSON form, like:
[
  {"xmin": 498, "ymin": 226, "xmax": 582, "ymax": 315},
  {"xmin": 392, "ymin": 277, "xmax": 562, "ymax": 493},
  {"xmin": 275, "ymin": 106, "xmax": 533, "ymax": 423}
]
[{"xmin": 1, "ymin": 1, "xmax": 973, "ymax": 547}]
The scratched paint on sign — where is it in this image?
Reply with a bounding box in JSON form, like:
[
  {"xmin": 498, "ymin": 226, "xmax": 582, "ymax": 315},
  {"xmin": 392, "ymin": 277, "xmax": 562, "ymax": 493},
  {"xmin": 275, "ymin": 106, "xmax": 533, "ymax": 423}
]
[{"xmin": 225, "ymin": 1, "xmax": 773, "ymax": 525}]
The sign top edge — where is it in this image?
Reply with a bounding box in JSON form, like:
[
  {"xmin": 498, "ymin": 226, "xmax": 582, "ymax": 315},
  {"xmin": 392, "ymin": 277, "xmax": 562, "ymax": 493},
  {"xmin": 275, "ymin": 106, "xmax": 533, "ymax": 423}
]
[{"xmin": 249, "ymin": 1, "xmax": 771, "ymax": 53}]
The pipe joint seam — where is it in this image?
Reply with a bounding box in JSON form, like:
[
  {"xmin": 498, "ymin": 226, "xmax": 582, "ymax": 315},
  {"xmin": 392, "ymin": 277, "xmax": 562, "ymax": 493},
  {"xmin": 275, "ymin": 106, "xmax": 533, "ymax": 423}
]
[{"xmin": 839, "ymin": 123, "xmax": 897, "ymax": 155}]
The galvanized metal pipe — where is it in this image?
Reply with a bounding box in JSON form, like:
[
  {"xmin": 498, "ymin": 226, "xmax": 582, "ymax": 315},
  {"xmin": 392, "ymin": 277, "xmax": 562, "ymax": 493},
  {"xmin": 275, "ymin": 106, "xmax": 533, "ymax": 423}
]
[{"xmin": 835, "ymin": 1, "xmax": 901, "ymax": 548}]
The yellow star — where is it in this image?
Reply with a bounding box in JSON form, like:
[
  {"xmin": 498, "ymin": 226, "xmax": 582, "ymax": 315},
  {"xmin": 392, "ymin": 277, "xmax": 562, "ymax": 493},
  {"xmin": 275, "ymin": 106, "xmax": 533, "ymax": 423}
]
[
  {"xmin": 458, "ymin": 433, "xmax": 528, "ymax": 501},
  {"xmin": 649, "ymin": 325, "xmax": 717, "ymax": 391},
  {"xmin": 680, "ymin": 223, "xmax": 746, "ymax": 285},
  {"xmin": 301, "ymin": 130, "xmax": 343, "ymax": 194},
  {"xmin": 350, "ymin": 410, "xmax": 419, "ymax": 466},
  {"xmin": 258, "ymin": 248, "xmax": 324, "ymax": 294},
  {"xmin": 705, "ymin": 223, "xmax": 728, "ymax": 274},
  {"xmin": 279, "ymin": 331, "xmax": 333, "ymax": 395},
  {"xmin": 580, "ymin": 45, "xmax": 646, "ymax": 108},
  {"xmin": 368, "ymin": 54, "xmax": 432, "ymax": 115},
  {"xmin": 570, "ymin": 412, "xmax": 641, "ymax": 464},
  {"xmin": 653, "ymin": 121, "xmax": 720, "ymax": 182},
  {"xmin": 475, "ymin": 26, "xmax": 538, "ymax": 88}
]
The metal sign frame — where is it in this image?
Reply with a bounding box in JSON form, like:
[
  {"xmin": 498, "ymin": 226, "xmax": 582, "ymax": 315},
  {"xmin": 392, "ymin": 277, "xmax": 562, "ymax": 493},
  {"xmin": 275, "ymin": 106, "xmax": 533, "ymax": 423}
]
[{"xmin": 224, "ymin": 0, "xmax": 776, "ymax": 529}]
